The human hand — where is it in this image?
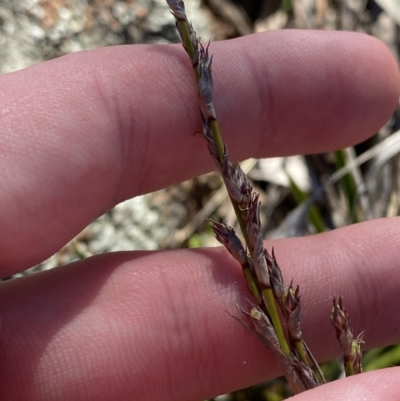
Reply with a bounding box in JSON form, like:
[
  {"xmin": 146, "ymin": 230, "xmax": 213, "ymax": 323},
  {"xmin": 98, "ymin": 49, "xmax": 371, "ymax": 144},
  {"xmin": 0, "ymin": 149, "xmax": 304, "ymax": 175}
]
[{"xmin": 0, "ymin": 30, "xmax": 399, "ymax": 400}]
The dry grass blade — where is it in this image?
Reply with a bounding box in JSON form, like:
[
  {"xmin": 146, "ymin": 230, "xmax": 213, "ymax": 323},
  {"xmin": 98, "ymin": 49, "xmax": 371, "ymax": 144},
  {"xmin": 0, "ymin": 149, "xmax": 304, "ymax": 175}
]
[
  {"xmin": 280, "ymin": 130, "xmax": 400, "ymax": 232},
  {"xmin": 330, "ymin": 130, "xmax": 400, "ymax": 195}
]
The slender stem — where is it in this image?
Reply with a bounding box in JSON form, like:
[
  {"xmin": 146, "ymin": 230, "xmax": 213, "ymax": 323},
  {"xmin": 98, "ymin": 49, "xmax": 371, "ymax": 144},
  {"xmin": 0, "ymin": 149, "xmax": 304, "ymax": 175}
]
[
  {"xmin": 209, "ymin": 119, "xmax": 224, "ymax": 163},
  {"xmin": 244, "ymin": 268, "xmax": 261, "ymax": 301},
  {"xmin": 177, "ymin": 20, "xmax": 199, "ymax": 80},
  {"xmin": 263, "ymin": 289, "xmax": 290, "ymax": 355},
  {"xmin": 345, "ymin": 360, "xmax": 355, "ymax": 376},
  {"xmin": 294, "ymin": 341, "xmax": 308, "ymax": 365}
]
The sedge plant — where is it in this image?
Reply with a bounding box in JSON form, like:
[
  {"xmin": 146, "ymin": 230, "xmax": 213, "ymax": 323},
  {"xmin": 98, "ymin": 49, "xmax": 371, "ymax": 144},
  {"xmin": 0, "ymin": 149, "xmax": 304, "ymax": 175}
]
[{"xmin": 166, "ymin": 0, "xmax": 363, "ymax": 395}]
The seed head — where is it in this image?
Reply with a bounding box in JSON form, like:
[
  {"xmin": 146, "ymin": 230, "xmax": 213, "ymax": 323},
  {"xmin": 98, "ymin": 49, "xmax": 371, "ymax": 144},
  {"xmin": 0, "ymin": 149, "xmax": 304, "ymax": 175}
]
[{"xmin": 209, "ymin": 219, "xmax": 249, "ymax": 268}]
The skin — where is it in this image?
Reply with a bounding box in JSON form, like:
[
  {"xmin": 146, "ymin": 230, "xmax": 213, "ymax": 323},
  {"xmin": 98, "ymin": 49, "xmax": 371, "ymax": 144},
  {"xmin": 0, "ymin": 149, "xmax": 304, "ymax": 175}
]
[{"xmin": 0, "ymin": 30, "xmax": 399, "ymax": 400}]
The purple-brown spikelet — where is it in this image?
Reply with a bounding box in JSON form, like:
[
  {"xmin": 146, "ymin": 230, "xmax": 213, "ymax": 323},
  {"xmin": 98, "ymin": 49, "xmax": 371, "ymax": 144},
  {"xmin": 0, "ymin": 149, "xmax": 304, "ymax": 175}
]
[{"xmin": 331, "ymin": 296, "xmax": 363, "ymax": 375}]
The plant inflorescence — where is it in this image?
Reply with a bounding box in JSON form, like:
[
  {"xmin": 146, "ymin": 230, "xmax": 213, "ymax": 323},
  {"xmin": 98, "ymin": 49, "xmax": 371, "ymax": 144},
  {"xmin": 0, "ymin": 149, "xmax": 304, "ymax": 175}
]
[{"xmin": 166, "ymin": 0, "xmax": 363, "ymax": 394}]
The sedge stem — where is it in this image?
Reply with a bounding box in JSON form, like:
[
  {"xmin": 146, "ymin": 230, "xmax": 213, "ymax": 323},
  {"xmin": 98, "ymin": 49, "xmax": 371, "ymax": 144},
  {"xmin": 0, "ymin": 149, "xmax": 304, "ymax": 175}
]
[
  {"xmin": 244, "ymin": 268, "xmax": 261, "ymax": 302},
  {"xmin": 345, "ymin": 360, "xmax": 355, "ymax": 376},
  {"xmin": 263, "ymin": 288, "xmax": 290, "ymax": 355},
  {"xmin": 294, "ymin": 341, "xmax": 308, "ymax": 366},
  {"xmin": 177, "ymin": 21, "xmax": 199, "ymax": 80}
]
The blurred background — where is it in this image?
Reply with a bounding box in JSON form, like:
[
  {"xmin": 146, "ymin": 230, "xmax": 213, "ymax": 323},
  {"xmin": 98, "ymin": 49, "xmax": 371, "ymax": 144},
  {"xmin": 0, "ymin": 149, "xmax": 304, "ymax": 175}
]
[{"xmin": 1, "ymin": 0, "xmax": 399, "ymax": 399}]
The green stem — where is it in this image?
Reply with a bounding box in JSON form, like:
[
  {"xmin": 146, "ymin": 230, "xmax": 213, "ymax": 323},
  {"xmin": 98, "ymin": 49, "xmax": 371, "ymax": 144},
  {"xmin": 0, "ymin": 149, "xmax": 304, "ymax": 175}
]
[
  {"xmin": 209, "ymin": 119, "xmax": 224, "ymax": 163},
  {"xmin": 345, "ymin": 360, "xmax": 355, "ymax": 376},
  {"xmin": 177, "ymin": 21, "xmax": 199, "ymax": 80},
  {"xmin": 294, "ymin": 341, "xmax": 308, "ymax": 365},
  {"xmin": 263, "ymin": 289, "xmax": 290, "ymax": 355},
  {"xmin": 244, "ymin": 268, "xmax": 261, "ymax": 302}
]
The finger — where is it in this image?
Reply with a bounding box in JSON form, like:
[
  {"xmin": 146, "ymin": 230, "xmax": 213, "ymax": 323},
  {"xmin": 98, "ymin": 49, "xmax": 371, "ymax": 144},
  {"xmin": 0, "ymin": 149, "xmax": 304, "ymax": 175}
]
[
  {"xmin": 291, "ymin": 368, "xmax": 400, "ymax": 400},
  {"xmin": 1, "ymin": 217, "xmax": 399, "ymax": 400},
  {"xmin": 1, "ymin": 30, "xmax": 398, "ymax": 274}
]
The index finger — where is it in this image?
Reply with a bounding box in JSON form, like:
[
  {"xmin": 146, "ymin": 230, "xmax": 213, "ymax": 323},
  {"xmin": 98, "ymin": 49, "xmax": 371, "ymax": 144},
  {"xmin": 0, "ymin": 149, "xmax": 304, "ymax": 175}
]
[{"xmin": 0, "ymin": 30, "xmax": 398, "ymax": 274}]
